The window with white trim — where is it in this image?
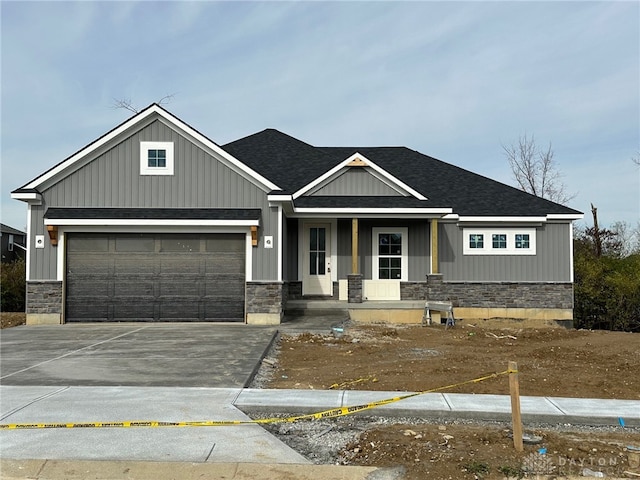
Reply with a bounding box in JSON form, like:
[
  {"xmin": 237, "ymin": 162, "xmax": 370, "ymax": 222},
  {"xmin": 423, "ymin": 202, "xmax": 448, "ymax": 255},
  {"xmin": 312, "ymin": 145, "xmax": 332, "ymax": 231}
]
[
  {"xmin": 492, "ymin": 234, "xmax": 507, "ymax": 249},
  {"xmin": 463, "ymin": 228, "xmax": 536, "ymax": 255},
  {"xmin": 140, "ymin": 141, "xmax": 174, "ymax": 175},
  {"xmin": 372, "ymin": 227, "xmax": 408, "ymax": 280},
  {"xmin": 469, "ymin": 234, "xmax": 484, "ymax": 249}
]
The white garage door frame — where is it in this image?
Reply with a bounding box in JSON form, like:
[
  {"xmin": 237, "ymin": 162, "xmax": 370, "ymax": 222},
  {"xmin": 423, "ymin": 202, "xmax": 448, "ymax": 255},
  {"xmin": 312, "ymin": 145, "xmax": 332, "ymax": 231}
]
[{"xmin": 55, "ymin": 225, "xmax": 254, "ymax": 323}]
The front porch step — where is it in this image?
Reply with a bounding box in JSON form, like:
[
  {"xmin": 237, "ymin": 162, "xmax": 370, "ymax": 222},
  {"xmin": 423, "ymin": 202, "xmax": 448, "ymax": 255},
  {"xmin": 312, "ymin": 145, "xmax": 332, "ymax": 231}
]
[
  {"xmin": 285, "ymin": 299, "xmax": 426, "ymax": 316},
  {"xmin": 284, "ymin": 300, "xmax": 348, "ymax": 317}
]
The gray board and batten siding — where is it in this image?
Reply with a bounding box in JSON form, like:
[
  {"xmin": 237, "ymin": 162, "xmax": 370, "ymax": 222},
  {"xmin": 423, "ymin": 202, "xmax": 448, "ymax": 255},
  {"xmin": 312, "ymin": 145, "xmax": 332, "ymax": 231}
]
[
  {"xmin": 309, "ymin": 168, "xmax": 404, "ymax": 196},
  {"xmin": 439, "ymin": 221, "xmax": 572, "ymax": 282},
  {"xmin": 287, "ymin": 219, "xmax": 571, "ymax": 283},
  {"xmin": 28, "ymin": 117, "xmax": 280, "ymax": 282}
]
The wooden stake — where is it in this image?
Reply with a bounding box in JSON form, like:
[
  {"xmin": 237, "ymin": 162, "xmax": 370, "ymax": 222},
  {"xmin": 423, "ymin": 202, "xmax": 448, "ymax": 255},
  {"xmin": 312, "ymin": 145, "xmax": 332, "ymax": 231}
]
[{"xmin": 509, "ymin": 361, "xmax": 523, "ymax": 452}]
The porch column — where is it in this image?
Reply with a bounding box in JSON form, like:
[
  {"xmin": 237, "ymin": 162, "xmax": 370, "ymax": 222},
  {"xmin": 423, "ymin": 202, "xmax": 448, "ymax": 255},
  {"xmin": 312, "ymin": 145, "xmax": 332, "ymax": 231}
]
[
  {"xmin": 348, "ymin": 218, "xmax": 363, "ymax": 303},
  {"xmin": 351, "ymin": 218, "xmax": 359, "ymax": 274},
  {"xmin": 431, "ymin": 218, "xmax": 439, "ymax": 274}
]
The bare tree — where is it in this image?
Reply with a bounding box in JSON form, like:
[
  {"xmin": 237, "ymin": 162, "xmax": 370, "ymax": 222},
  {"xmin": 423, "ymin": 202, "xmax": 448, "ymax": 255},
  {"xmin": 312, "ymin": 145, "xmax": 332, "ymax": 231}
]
[
  {"xmin": 110, "ymin": 94, "xmax": 176, "ymax": 114},
  {"xmin": 502, "ymin": 134, "xmax": 575, "ymax": 205}
]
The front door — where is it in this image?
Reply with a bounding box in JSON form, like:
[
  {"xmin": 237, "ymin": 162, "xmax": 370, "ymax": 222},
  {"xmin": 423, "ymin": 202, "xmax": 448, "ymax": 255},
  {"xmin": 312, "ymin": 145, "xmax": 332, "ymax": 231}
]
[{"xmin": 303, "ymin": 223, "xmax": 332, "ymax": 296}]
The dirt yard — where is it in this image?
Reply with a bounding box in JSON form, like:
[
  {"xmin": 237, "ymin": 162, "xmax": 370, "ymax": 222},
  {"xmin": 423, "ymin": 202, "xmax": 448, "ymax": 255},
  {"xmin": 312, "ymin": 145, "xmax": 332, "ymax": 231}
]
[
  {"xmin": 259, "ymin": 322, "xmax": 640, "ymax": 479},
  {"xmin": 0, "ymin": 312, "xmax": 25, "ymax": 329},
  {"xmin": 269, "ymin": 322, "xmax": 639, "ymax": 399}
]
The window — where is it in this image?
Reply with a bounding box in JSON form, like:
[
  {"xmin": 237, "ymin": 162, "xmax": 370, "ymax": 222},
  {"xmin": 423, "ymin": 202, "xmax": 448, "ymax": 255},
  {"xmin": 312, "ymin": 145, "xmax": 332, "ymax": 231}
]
[
  {"xmin": 469, "ymin": 234, "xmax": 484, "ymax": 249},
  {"xmin": 372, "ymin": 228, "xmax": 408, "ymax": 280},
  {"xmin": 463, "ymin": 228, "xmax": 536, "ymax": 255},
  {"xmin": 140, "ymin": 141, "xmax": 174, "ymax": 175},
  {"xmin": 147, "ymin": 149, "xmax": 166, "ymax": 168},
  {"xmin": 492, "ymin": 234, "xmax": 507, "ymax": 249},
  {"xmin": 515, "ymin": 234, "xmax": 530, "ymax": 249},
  {"xmin": 309, "ymin": 227, "xmax": 326, "ymax": 275}
]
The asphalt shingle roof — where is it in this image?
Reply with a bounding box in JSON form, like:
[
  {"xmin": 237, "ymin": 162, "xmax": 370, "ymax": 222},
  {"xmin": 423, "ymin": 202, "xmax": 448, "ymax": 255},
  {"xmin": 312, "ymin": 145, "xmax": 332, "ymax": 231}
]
[{"xmin": 224, "ymin": 130, "xmax": 582, "ymax": 217}]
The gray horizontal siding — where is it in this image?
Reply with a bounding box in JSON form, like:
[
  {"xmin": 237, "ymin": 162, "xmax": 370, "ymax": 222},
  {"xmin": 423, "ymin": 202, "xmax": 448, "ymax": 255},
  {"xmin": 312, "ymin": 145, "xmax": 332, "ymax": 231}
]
[
  {"xmin": 30, "ymin": 118, "xmax": 277, "ymax": 281},
  {"xmin": 439, "ymin": 222, "xmax": 572, "ymax": 282},
  {"xmin": 310, "ymin": 168, "xmax": 402, "ymax": 196}
]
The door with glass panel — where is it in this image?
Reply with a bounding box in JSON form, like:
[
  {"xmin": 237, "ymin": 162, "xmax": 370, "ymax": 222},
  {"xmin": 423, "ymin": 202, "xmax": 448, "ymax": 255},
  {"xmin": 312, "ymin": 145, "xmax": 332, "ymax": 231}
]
[{"xmin": 302, "ymin": 224, "xmax": 332, "ymax": 295}]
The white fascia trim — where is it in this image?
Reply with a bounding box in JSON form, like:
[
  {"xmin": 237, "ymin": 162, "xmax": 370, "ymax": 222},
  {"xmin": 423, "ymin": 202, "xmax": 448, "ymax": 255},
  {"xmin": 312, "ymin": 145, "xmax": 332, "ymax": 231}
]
[
  {"xmin": 267, "ymin": 194, "xmax": 293, "ymax": 202},
  {"xmin": 457, "ymin": 216, "xmax": 548, "ymax": 223},
  {"xmin": 294, "ymin": 207, "xmax": 452, "ymax": 215},
  {"xmin": 569, "ymin": 222, "xmax": 575, "ymax": 283},
  {"xmin": 23, "ymin": 104, "xmax": 281, "ymax": 193},
  {"xmin": 56, "ymin": 231, "xmax": 65, "ymax": 281},
  {"xmin": 547, "ymin": 213, "xmax": 584, "ymax": 221},
  {"xmin": 44, "ymin": 219, "xmax": 260, "ymax": 227},
  {"xmin": 292, "ymin": 152, "xmax": 427, "ymax": 201},
  {"xmin": 25, "ymin": 206, "xmax": 32, "ymax": 281},
  {"xmin": 277, "ymin": 204, "xmax": 283, "ymax": 282},
  {"xmin": 11, "ymin": 192, "xmax": 42, "ymax": 204},
  {"xmin": 245, "ymin": 232, "xmax": 253, "ymax": 282}
]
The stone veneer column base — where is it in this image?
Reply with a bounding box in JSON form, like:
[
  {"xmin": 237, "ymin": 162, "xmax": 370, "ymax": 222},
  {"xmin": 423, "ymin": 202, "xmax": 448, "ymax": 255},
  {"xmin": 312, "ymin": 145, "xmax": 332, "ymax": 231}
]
[
  {"xmin": 26, "ymin": 281, "xmax": 63, "ymax": 325},
  {"xmin": 245, "ymin": 282, "xmax": 284, "ymax": 325},
  {"xmin": 347, "ymin": 274, "xmax": 363, "ymax": 303}
]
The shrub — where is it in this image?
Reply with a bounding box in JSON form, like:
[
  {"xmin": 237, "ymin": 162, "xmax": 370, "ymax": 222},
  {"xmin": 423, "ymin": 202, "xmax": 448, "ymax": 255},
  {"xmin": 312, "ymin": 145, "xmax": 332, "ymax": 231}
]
[{"xmin": 1, "ymin": 258, "xmax": 26, "ymax": 312}]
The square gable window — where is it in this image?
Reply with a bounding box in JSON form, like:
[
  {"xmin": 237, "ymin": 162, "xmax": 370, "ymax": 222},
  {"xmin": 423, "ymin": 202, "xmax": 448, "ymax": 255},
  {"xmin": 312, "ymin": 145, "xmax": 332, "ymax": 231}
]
[{"xmin": 140, "ymin": 141, "xmax": 174, "ymax": 175}]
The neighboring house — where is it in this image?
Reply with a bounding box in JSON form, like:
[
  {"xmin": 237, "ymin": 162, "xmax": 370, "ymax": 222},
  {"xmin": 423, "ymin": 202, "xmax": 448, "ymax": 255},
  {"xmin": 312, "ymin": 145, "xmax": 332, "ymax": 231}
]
[
  {"xmin": 12, "ymin": 104, "xmax": 583, "ymax": 325},
  {"xmin": 0, "ymin": 223, "xmax": 26, "ymax": 263}
]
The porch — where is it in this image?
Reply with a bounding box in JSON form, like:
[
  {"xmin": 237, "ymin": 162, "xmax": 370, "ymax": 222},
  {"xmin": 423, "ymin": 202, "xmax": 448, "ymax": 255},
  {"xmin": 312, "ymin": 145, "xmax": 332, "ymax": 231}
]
[{"xmin": 284, "ymin": 298, "xmax": 438, "ymax": 324}]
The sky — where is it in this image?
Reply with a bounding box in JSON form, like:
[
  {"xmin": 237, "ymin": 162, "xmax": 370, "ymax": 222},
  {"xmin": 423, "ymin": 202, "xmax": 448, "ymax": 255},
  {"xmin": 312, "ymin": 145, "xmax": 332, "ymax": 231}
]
[{"xmin": 1, "ymin": 1, "xmax": 639, "ymax": 232}]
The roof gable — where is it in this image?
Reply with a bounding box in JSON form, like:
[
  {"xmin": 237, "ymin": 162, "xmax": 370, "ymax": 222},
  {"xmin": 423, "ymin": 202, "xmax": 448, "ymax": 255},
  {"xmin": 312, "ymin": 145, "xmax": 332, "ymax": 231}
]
[
  {"xmin": 294, "ymin": 152, "xmax": 427, "ymax": 200},
  {"xmin": 14, "ymin": 104, "xmax": 279, "ymax": 196}
]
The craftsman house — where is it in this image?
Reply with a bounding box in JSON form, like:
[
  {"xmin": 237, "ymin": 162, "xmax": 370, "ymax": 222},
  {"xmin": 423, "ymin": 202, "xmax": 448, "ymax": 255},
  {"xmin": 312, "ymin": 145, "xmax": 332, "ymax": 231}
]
[{"xmin": 12, "ymin": 104, "xmax": 582, "ymax": 325}]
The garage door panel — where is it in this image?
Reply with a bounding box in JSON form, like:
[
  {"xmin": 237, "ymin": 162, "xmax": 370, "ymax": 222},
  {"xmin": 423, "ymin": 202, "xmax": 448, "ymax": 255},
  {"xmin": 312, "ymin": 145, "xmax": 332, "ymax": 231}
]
[
  {"xmin": 66, "ymin": 300, "xmax": 112, "ymax": 321},
  {"xmin": 66, "ymin": 278, "xmax": 111, "ymax": 297},
  {"xmin": 114, "ymin": 256, "xmax": 157, "ymax": 274},
  {"xmin": 67, "ymin": 254, "xmax": 112, "ymax": 275},
  {"xmin": 158, "ymin": 300, "xmax": 200, "ymax": 320},
  {"xmin": 66, "ymin": 233, "xmax": 245, "ymax": 323},
  {"xmin": 204, "ymin": 300, "xmax": 245, "ymax": 321},
  {"xmin": 204, "ymin": 276, "xmax": 245, "ymax": 296},
  {"xmin": 113, "ymin": 279, "xmax": 155, "ymax": 297},
  {"xmin": 159, "ymin": 256, "xmax": 201, "ymax": 274},
  {"xmin": 205, "ymin": 254, "xmax": 245, "ymax": 274},
  {"xmin": 112, "ymin": 301, "xmax": 155, "ymax": 320}
]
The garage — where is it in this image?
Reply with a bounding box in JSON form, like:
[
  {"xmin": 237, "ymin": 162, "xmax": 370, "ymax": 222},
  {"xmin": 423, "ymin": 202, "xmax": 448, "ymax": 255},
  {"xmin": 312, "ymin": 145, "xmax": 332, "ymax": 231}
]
[{"xmin": 65, "ymin": 233, "xmax": 246, "ymax": 322}]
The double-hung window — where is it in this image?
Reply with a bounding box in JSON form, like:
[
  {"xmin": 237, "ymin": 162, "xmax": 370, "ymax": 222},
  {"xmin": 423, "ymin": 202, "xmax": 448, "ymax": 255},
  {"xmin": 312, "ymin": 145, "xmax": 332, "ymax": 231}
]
[{"xmin": 140, "ymin": 141, "xmax": 174, "ymax": 175}]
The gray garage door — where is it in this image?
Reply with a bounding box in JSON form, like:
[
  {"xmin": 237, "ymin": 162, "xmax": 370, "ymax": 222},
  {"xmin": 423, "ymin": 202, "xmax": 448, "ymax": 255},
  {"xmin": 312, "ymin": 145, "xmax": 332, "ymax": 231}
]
[{"xmin": 66, "ymin": 233, "xmax": 245, "ymax": 322}]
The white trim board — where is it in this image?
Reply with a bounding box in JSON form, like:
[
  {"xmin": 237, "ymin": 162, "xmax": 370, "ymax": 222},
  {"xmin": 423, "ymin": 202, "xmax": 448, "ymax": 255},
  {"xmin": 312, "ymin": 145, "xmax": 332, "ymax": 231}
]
[{"xmin": 44, "ymin": 219, "xmax": 260, "ymax": 227}]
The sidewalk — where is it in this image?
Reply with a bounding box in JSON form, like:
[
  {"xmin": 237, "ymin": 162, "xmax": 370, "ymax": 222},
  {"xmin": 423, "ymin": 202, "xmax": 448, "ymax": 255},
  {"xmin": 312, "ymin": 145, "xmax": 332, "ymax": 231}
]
[
  {"xmin": 0, "ymin": 459, "xmax": 384, "ymax": 480},
  {"xmin": 1, "ymin": 386, "xmax": 638, "ymax": 479}
]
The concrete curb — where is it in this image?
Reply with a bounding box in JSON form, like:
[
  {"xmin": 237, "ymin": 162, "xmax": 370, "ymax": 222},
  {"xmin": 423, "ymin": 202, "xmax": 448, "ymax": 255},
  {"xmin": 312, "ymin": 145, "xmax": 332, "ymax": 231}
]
[{"xmin": 0, "ymin": 459, "xmax": 382, "ymax": 480}]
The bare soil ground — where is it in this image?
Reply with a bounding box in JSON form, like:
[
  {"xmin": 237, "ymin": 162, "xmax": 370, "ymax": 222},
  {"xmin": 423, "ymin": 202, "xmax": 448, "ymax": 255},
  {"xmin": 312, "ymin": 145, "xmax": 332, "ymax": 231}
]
[
  {"xmin": 259, "ymin": 322, "xmax": 640, "ymax": 479},
  {"xmin": 269, "ymin": 322, "xmax": 639, "ymax": 399},
  {"xmin": 0, "ymin": 312, "xmax": 25, "ymax": 329}
]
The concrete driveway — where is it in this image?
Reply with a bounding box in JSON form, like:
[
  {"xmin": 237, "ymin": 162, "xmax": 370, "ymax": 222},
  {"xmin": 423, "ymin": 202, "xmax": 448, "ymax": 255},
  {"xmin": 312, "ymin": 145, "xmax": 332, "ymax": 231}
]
[{"xmin": 0, "ymin": 324, "xmax": 277, "ymax": 387}]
